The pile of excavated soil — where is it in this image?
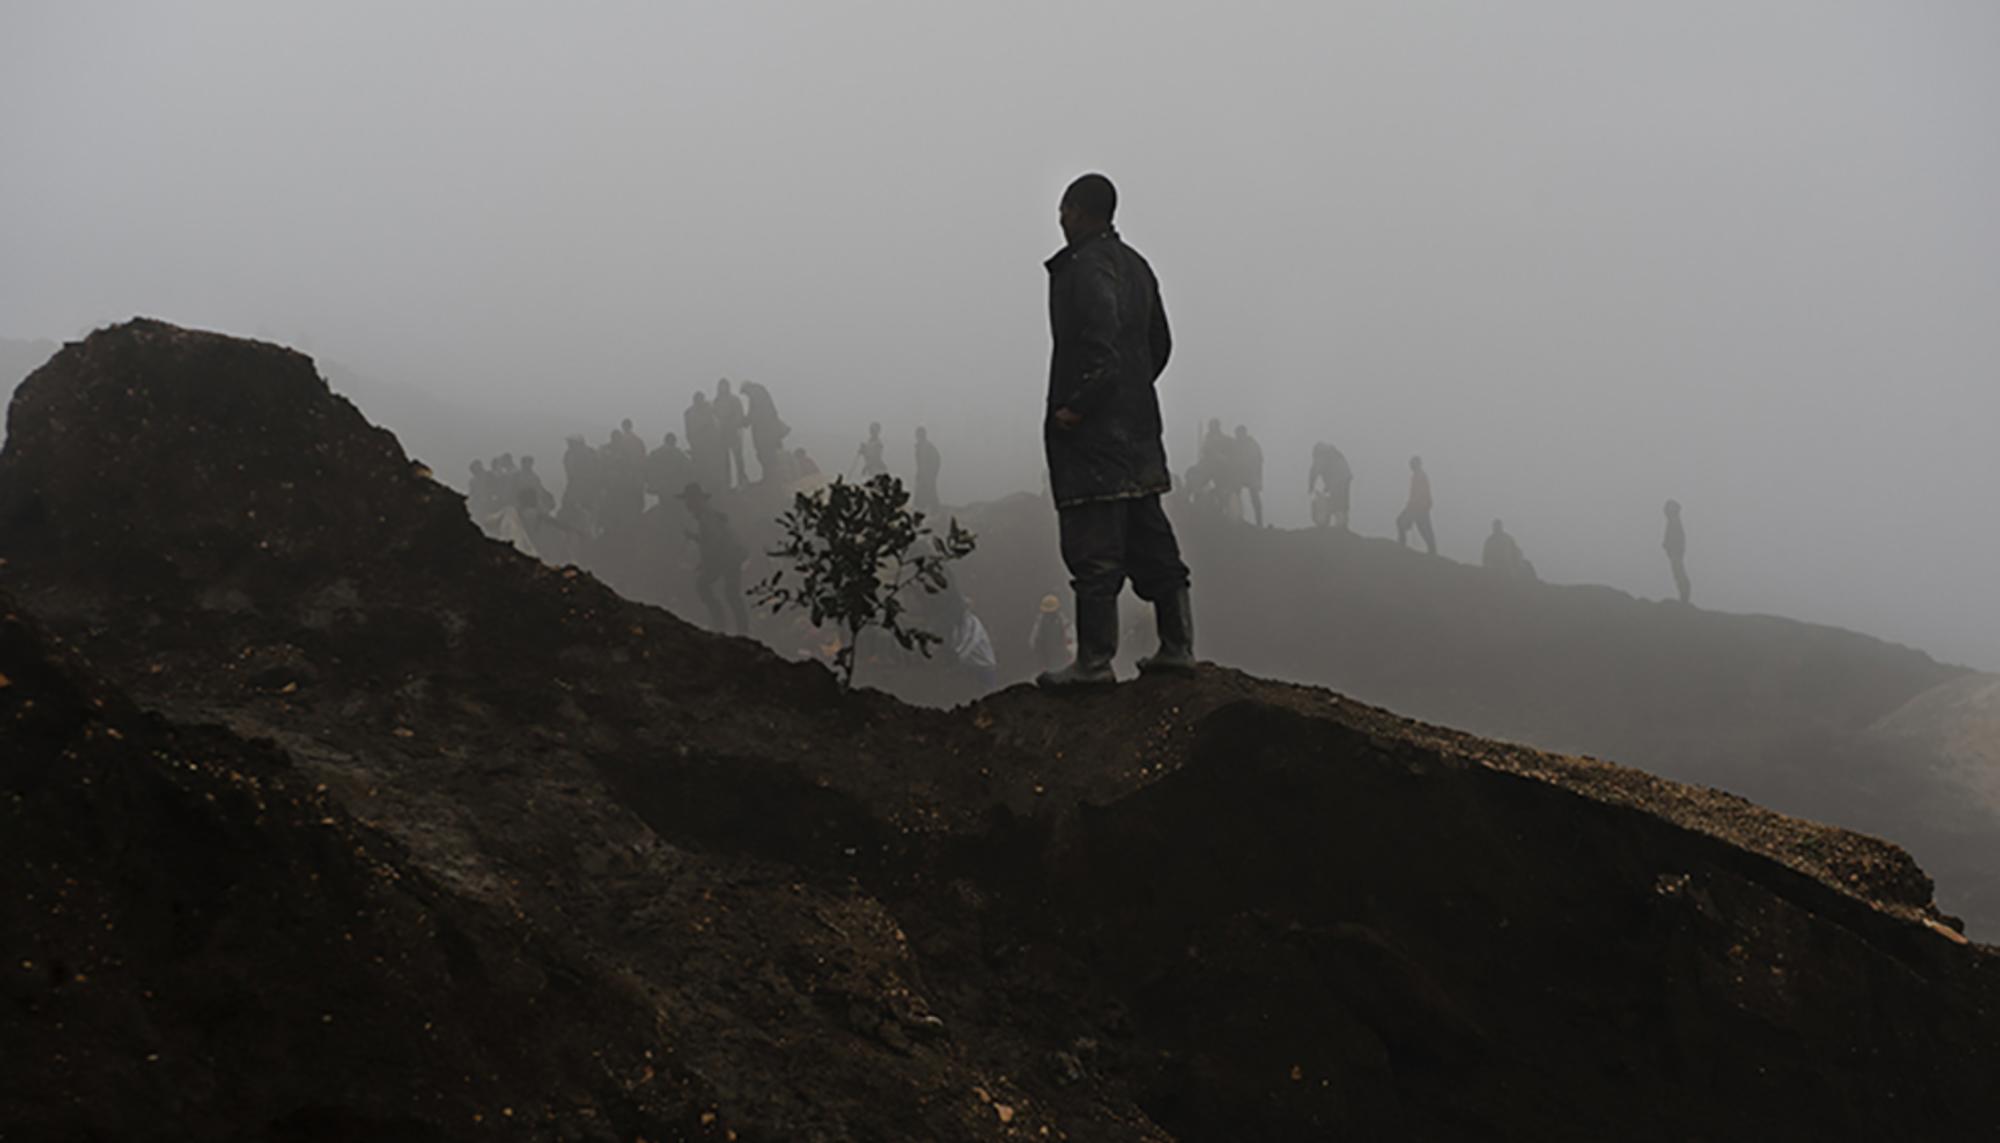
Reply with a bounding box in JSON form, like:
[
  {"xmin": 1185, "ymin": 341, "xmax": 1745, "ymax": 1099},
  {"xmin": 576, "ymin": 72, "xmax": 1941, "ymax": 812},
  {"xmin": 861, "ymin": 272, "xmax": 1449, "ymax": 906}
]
[{"xmin": 4, "ymin": 320, "xmax": 1998, "ymax": 1141}]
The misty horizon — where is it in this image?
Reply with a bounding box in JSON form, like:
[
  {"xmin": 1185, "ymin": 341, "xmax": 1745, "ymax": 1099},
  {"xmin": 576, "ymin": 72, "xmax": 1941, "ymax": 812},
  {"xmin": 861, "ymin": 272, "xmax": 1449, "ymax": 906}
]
[{"xmin": 4, "ymin": 1, "xmax": 1995, "ymax": 669}]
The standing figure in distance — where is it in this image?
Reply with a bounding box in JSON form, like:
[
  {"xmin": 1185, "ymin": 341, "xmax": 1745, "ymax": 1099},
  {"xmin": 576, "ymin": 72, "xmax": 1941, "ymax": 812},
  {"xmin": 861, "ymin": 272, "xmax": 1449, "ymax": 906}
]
[
  {"xmin": 855, "ymin": 422, "xmax": 889, "ymax": 478},
  {"xmin": 684, "ymin": 392, "xmax": 725, "ymax": 497},
  {"xmin": 1037, "ymin": 172, "xmax": 1193, "ymax": 687},
  {"xmin": 1663, "ymin": 499, "xmax": 1692, "ymax": 605},
  {"xmin": 913, "ymin": 426, "xmax": 942, "ymax": 514},
  {"xmin": 1308, "ymin": 441, "xmax": 1353, "ymax": 530},
  {"xmin": 739, "ymin": 379, "xmax": 789, "ymax": 484},
  {"xmin": 1233, "ymin": 424, "xmax": 1265, "ymax": 527},
  {"xmin": 1028, "ymin": 593, "xmax": 1076, "ymax": 676},
  {"xmin": 713, "ymin": 379, "xmax": 749, "ymax": 490},
  {"xmin": 679, "ymin": 482, "xmax": 750, "ymax": 635},
  {"xmin": 1482, "ymin": 518, "xmax": 1535, "ymax": 581},
  {"xmin": 1396, "ymin": 455, "xmax": 1436, "ymax": 555}
]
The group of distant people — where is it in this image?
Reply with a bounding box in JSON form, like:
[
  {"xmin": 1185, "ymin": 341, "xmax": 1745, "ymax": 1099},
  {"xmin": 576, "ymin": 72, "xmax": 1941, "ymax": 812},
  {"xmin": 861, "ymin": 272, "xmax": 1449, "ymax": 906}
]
[
  {"xmin": 465, "ymin": 172, "xmax": 1699, "ymax": 704},
  {"xmin": 1183, "ymin": 419, "xmax": 1267, "ymax": 525},
  {"xmin": 465, "ymin": 374, "xmax": 995, "ymax": 696},
  {"xmin": 1181, "ymin": 430, "xmax": 1691, "ymax": 603}
]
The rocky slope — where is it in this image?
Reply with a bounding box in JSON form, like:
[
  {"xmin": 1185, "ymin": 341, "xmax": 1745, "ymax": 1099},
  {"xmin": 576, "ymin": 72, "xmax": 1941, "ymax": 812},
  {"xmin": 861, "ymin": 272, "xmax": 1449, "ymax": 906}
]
[
  {"xmin": 942, "ymin": 487, "xmax": 1997, "ymax": 934},
  {"xmin": 4, "ymin": 320, "xmax": 1997, "ymax": 1140}
]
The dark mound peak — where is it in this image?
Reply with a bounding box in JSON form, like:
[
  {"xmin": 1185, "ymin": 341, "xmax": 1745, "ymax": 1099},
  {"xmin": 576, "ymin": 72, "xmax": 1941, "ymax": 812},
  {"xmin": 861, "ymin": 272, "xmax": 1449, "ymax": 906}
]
[
  {"xmin": 5, "ymin": 321, "xmax": 2000, "ymax": 1139},
  {"xmin": 1, "ymin": 319, "xmax": 467, "ymax": 585}
]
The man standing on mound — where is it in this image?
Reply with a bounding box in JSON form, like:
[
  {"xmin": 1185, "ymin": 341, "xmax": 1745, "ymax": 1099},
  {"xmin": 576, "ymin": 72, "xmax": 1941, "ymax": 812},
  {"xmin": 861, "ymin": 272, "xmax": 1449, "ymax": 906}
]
[{"xmin": 1038, "ymin": 172, "xmax": 1194, "ymax": 688}]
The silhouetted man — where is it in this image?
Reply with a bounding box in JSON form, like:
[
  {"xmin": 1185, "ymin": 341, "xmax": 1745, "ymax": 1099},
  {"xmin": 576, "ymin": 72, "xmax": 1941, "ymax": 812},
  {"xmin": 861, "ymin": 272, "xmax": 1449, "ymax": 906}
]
[
  {"xmin": 1233, "ymin": 424, "xmax": 1265, "ymax": 527},
  {"xmin": 739, "ymin": 379, "xmax": 789, "ymax": 482},
  {"xmin": 467, "ymin": 459, "xmax": 494, "ymax": 518},
  {"xmin": 647, "ymin": 432, "xmax": 693, "ymax": 503},
  {"xmin": 714, "ymin": 380, "xmax": 748, "ymax": 489},
  {"xmin": 517, "ymin": 455, "xmax": 556, "ymax": 513},
  {"xmin": 1663, "ymin": 499, "xmax": 1691, "ymax": 605},
  {"xmin": 679, "ymin": 482, "xmax": 749, "ymax": 635},
  {"xmin": 1482, "ymin": 518, "xmax": 1534, "ymax": 580},
  {"xmin": 684, "ymin": 392, "xmax": 726, "ymax": 494},
  {"xmin": 855, "ymin": 422, "xmax": 888, "ymax": 478},
  {"xmin": 1028, "ymin": 593, "xmax": 1075, "ymax": 675},
  {"xmin": 1308, "ymin": 442, "xmax": 1352, "ymax": 530},
  {"xmin": 1396, "ymin": 455, "xmax": 1436, "ymax": 555},
  {"xmin": 914, "ymin": 426, "xmax": 942, "ymax": 513},
  {"xmin": 1038, "ymin": 172, "xmax": 1193, "ymax": 687}
]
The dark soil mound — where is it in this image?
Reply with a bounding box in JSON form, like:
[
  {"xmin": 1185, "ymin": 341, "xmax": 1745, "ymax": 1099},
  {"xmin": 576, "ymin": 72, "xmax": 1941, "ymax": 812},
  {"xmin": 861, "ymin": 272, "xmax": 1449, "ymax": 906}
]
[
  {"xmin": 4, "ymin": 320, "xmax": 1998, "ymax": 1140},
  {"xmin": 942, "ymin": 483, "xmax": 1999, "ymax": 934}
]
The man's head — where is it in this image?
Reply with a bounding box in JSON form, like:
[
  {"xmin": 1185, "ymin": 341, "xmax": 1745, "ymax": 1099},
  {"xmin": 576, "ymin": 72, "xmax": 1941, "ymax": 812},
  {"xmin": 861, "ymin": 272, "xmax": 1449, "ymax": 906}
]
[
  {"xmin": 521, "ymin": 456, "xmax": 536, "ymax": 471},
  {"xmin": 1492, "ymin": 518, "xmax": 1505, "ymax": 534},
  {"xmin": 915, "ymin": 426, "xmax": 928, "ymax": 442},
  {"xmin": 716, "ymin": 378, "xmax": 731, "ymax": 396},
  {"xmin": 621, "ymin": 418, "xmax": 634, "ymax": 433},
  {"xmin": 1208, "ymin": 418, "xmax": 1221, "ymax": 434},
  {"xmin": 869, "ymin": 421, "xmax": 882, "ymax": 438},
  {"xmin": 664, "ymin": 432, "xmax": 678, "ymax": 448},
  {"xmin": 1665, "ymin": 499, "xmax": 1682, "ymax": 516},
  {"xmin": 470, "ymin": 460, "xmax": 486, "ymax": 474},
  {"xmin": 1059, "ymin": 173, "xmax": 1117, "ymax": 243},
  {"xmin": 693, "ymin": 391, "xmax": 708, "ymax": 407},
  {"xmin": 1234, "ymin": 425, "xmax": 1248, "ymax": 438},
  {"xmin": 1410, "ymin": 456, "xmax": 1423, "ymax": 471}
]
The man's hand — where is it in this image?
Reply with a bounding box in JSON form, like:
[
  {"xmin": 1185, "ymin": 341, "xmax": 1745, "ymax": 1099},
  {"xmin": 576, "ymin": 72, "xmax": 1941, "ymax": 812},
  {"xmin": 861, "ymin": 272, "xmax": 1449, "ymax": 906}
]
[{"xmin": 1052, "ymin": 406, "xmax": 1083, "ymax": 430}]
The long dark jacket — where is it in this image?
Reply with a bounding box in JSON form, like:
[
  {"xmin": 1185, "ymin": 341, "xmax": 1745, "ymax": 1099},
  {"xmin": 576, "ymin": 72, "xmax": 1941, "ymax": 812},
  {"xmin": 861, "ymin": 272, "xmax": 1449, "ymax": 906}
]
[{"xmin": 1044, "ymin": 228, "xmax": 1172, "ymax": 508}]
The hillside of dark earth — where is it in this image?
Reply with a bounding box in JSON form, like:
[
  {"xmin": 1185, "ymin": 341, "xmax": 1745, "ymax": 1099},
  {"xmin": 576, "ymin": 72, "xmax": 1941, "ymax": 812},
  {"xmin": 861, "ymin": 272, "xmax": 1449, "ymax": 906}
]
[
  {"xmin": 3, "ymin": 320, "xmax": 1997, "ymax": 1140},
  {"xmin": 933, "ymin": 486, "xmax": 1999, "ymax": 936}
]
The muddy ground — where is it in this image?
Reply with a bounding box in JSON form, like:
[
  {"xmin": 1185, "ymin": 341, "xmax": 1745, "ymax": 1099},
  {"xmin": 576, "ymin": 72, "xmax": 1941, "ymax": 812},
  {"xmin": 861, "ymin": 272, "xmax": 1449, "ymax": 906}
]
[{"xmin": 4, "ymin": 320, "xmax": 1997, "ymax": 1140}]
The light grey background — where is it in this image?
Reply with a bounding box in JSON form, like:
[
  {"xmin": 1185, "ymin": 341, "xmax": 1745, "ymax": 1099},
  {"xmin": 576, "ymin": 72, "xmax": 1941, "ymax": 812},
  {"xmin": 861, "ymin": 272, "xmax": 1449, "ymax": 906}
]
[{"xmin": 4, "ymin": 1, "xmax": 1994, "ymax": 667}]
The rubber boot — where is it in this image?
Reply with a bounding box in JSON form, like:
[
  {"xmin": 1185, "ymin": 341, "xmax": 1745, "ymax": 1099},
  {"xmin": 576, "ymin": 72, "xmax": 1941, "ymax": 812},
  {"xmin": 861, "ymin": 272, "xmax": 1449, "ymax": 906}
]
[
  {"xmin": 1137, "ymin": 588, "xmax": 1196, "ymax": 676},
  {"xmin": 1036, "ymin": 596, "xmax": 1118, "ymax": 689}
]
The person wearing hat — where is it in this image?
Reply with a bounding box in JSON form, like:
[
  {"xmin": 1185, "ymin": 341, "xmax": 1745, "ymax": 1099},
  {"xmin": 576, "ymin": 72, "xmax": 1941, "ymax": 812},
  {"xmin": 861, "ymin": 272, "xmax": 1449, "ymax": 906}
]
[
  {"xmin": 679, "ymin": 482, "xmax": 750, "ymax": 635},
  {"xmin": 1028, "ymin": 593, "xmax": 1076, "ymax": 676},
  {"xmin": 1038, "ymin": 172, "xmax": 1195, "ymax": 687}
]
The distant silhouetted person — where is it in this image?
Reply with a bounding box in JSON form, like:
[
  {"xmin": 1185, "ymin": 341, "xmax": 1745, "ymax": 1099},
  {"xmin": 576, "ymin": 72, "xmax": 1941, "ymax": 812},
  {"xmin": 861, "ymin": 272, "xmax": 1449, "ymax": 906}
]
[
  {"xmin": 679, "ymin": 482, "xmax": 749, "ymax": 635},
  {"xmin": 1482, "ymin": 518, "xmax": 1536, "ymax": 581},
  {"xmin": 467, "ymin": 459, "xmax": 495, "ymax": 518},
  {"xmin": 914, "ymin": 426, "xmax": 942, "ymax": 513},
  {"xmin": 647, "ymin": 432, "xmax": 693, "ymax": 502},
  {"xmin": 684, "ymin": 391, "xmax": 726, "ymax": 494},
  {"xmin": 1038, "ymin": 172, "xmax": 1192, "ymax": 687},
  {"xmin": 738, "ymin": 379, "xmax": 789, "ymax": 482},
  {"xmin": 1663, "ymin": 499, "xmax": 1691, "ymax": 604},
  {"xmin": 1233, "ymin": 425, "xmax": 1265, "ymax": 527},
  {"xmin": 614, "ymin": 418, "xmax": 647, "ymax": 464},
  {"xmin": 517, "ymin": 455, "xmax": 556, "ymax": 513},
  {"xmin": 793, "ymin": 447, "xmax": 821, "ymax": 478},
  {"xmin": 714, "ymin": 379, "xmax": 748, "ymax": 489},
  {"xmin": 1185, "ymin": 418, "xmax": 1233, "ymax": 515},
  {"xmin": 1308, "ymin": 442, "xmax": 1352, "ymax": 530},
  {"xmin": 1396, "ymin": 456, "xmax": 1436, "ymax": 555},
  {"xmin": 1028, "ymin": 593, "xmax": 1076, "ymax": 675},
  {"xmin": 855, "ymin": 422, "xmax": 888, "ymax": 478}
]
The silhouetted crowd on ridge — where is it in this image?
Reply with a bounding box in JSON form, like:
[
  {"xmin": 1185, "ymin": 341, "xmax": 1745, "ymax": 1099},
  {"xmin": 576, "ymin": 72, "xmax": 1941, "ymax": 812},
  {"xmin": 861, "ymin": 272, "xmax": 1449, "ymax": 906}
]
[
  {"xmin": 464, "ymin": 384, "xmax": 1698, "ymax": 703},
  {"xmin": 464, "ymin": 377, "xmax": 1000, "ymax": 702}
]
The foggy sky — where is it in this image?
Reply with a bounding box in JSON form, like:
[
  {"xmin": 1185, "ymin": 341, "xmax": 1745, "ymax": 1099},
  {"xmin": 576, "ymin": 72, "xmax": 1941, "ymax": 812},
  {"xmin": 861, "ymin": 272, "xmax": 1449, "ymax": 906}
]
[{"xmin": 4, "ymin": 1, "xmax": 1996, "ymax": 669}]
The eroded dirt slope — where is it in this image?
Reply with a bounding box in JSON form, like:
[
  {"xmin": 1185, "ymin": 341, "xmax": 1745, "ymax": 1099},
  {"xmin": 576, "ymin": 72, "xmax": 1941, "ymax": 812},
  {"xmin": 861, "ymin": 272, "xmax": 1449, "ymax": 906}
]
[{"xmin": 4, "ymin": 320, "xmax": 1998, "ymax": 1140}]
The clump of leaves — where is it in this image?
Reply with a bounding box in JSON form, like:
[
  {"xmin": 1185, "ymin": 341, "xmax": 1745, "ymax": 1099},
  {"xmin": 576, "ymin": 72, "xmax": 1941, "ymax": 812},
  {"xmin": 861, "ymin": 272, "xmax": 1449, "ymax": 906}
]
[{"xmin": 753, "ymin": 474, "xmax": 976, "ymax": 688}]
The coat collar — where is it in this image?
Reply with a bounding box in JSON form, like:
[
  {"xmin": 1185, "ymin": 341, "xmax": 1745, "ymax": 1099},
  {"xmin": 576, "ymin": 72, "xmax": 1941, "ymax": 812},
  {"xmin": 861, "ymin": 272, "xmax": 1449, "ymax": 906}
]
[{"xmin": 1045, "ymin": 226, "xmax": 1118, "ymax": 273}]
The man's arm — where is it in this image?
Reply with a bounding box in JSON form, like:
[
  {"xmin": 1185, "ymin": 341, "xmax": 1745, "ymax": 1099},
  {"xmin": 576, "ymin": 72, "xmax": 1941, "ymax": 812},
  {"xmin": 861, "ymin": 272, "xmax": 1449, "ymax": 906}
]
[
  {"xmin": 1059, "ymin": 253, "xmax": 1124, "ymax": 420},
  {"xmin": 1149, "ymin": 283, "xmax": 1172, "ymax": 379}
]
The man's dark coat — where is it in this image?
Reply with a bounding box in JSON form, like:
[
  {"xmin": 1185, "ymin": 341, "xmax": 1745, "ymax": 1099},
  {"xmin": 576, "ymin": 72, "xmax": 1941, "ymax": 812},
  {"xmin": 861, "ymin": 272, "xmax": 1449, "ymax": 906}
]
[{"xmin": 1044, "ymin": 228, "xmax": 1172, "ymax": 508}]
